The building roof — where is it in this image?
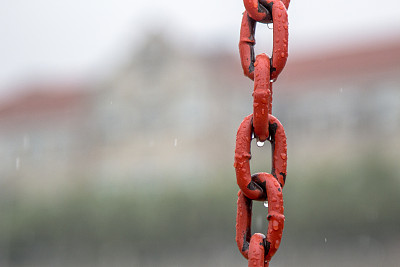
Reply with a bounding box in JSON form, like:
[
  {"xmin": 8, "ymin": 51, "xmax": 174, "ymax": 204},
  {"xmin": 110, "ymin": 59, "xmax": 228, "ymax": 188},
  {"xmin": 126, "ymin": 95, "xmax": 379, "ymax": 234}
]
[{"xmin": 0, "ymin": 83, "xmax": 89, "ymax": 130}]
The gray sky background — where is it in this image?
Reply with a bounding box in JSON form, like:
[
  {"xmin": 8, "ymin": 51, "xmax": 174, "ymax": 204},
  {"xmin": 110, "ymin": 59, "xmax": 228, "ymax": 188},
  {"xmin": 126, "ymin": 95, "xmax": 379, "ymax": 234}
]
[{"xmin": 1, "ymin": 0, "xmax": 399, "ymax": 95}]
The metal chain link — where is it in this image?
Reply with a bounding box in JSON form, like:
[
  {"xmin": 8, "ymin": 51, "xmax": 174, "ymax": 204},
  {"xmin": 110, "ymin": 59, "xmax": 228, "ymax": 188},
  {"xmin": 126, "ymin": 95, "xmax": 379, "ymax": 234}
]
[{"xmin": 234, "ymin": 0, "xmax": 290, "ymax": 266}]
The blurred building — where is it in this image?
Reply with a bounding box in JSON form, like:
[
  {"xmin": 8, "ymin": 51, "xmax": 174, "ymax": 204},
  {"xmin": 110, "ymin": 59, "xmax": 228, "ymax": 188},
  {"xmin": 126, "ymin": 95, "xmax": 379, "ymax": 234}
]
[{"xmin": 0, "ymin": 35, "xmax": 399, "ymax": 188}]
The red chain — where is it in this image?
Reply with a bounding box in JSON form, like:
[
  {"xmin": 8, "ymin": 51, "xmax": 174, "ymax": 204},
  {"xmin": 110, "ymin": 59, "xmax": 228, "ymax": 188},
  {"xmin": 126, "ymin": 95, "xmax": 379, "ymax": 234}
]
[
  {"xmin": 239, "ymin": 0, "xmax": 289, "ymax": 82},
  {"xmin": 234, "ymin": 0, "xmax": 290, "ymax": 266},
  {"xmin": 253, "ymin": 54, "xmax": 271, "ymax": 141}
]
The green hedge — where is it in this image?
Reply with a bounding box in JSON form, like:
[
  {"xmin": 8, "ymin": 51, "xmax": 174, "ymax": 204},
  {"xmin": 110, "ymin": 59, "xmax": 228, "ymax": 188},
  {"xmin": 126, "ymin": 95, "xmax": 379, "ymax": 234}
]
[{"xmin": 0, "ymin": 155, "xmax": 399, "ymax": 264}]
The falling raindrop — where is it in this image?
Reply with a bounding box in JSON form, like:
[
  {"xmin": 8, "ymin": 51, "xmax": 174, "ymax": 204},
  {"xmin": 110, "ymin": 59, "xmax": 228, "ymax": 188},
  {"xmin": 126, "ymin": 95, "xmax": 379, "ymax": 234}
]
[
  {"xmin": 174, "ymin": 138, "xmax": 178, "ymax": 147},
  {"xmin": 16, "ymin": 157, "xmax": 20, "ymax": 170},
  {"xmin": 324, "ymin": 237, "xmax": 327, "ymax": 243},
  {"xmin": 263, "ymin": 201, "xmax": 268, "ymax": 208},
  {"xmin": 23, "ymin": 134, "xmax": 30, "ymax": 150}
]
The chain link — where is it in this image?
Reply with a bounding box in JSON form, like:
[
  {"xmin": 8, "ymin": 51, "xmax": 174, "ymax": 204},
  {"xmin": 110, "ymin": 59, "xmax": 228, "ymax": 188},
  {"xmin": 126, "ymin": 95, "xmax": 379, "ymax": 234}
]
[
  {"xmin": 253, "ymin": 54, "xmax": 272, "ymax": 141},
  {"xmin": 239, "ymin": 1, "xmax": 289, "ymax": 82},
  {"xmin": 243, "ymin": 0, "xmax": 290, "ymax": 22},
  {"xmin": 234, "ymin": 0, "xmax": 291, "ymax": 266}
]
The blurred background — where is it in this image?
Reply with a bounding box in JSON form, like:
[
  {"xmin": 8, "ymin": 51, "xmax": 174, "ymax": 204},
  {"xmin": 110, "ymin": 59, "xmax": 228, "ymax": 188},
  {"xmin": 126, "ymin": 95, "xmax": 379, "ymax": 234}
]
[{"xmin": 1, "ymin": 1, "xmax": 400, "ymax": 266}]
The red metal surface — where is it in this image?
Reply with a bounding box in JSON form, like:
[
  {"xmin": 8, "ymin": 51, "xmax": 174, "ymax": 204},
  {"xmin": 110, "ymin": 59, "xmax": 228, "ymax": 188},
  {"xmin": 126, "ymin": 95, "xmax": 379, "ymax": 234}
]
[
  {"xmin": 243, "ymin": 0, "xmax": 272, "ymax": 22},
  {"xmin": 248, "ymin": 233, "xmax": 266, "ymax": 267},
  {"xmin": 239, "ymin": 0, "xmax": 288, "ymax": 82},
  {"xmin": 243, "ymin": 0, "xmax": 290, "ymax": 22},
  {"xmin": 253, "ymin": 54, "xmax": 272, "ymax": 142},
  {"xmin": 234, "ymin": 0, "xmax": 291, "ymax": 265},
  {"xmin": 239, "ymin": 11, "xmax": 256, "ymax": 80},
  {"xmin": 267, "ymin": 0, "xmax": 289, "ymax": 81},
  {"xmin": 260, "ymin": 0, "xmax": 291, "ymax": 9},
  {"xmin": 235, "ymin": 173, "xmax": 285, "ymax": 266},
  {"xmin": 234, "ymin": 114, "xmax": 287, "ymax": 199},
  {"xmin": 281, "ymin": 0, "xmax": 290, "ymax": 9}
]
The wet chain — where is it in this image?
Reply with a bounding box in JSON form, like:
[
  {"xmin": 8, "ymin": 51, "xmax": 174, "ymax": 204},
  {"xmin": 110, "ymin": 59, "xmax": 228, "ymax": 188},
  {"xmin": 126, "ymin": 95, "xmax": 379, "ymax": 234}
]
[{"xmin": 234, "ymin": 1, "xmax": 290, "ymax": 266}]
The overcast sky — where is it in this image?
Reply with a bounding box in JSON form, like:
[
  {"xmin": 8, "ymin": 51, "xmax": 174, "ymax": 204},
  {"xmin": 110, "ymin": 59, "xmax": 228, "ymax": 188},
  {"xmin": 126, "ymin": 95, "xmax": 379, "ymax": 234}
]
[{"xmin": 1, "ymin": 0, "xmax": 399, "ymax": 95}]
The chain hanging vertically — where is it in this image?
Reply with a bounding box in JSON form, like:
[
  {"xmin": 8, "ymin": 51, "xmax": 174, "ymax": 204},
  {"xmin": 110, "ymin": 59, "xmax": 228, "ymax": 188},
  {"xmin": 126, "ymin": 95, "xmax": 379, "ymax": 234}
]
[{"xmin": 234, "ymin": 0, "xmax": 291, "ymax": 266}]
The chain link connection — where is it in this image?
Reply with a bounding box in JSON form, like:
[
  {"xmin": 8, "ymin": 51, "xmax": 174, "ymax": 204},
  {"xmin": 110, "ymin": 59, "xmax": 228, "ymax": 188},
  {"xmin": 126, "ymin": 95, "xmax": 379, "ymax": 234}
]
[{"xmin": 234, "ymin": 0, "xmax": 291, "ymax": 266}]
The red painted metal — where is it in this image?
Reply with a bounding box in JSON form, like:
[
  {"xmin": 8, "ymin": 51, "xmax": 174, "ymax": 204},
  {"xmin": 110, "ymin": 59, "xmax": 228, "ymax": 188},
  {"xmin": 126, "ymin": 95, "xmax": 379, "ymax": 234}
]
[
  {"xmin": 234, "ymin": 114, "xmax": 287, "ymax": 200},
  {"xmin": 281, "ymin": 0, "xmax": 290, "ymax": 9},
  {"xmin": 243, "ymin": 0, "xmax": 272, "ymax": 22},
  {"xmin": 239, "ymin": 0, "xmax": 288, "ymax": 82},
  {"xmin": 236, "ymin": 173, "xmax": 285, "ymax": 266},
  {"xmin": 268, "ymin": 0, "xmax": 289, "ymax": 81},
  {"xmin": 260, "ymin": 0, "xmax": 291, "ymax": 9},
  {"xmin": 239, "ymin": 11, "xmax": 256, "ymax": 80},
  {"xmin": 234, "ymin": 0, "xmax": 291, "ymax": 265},
  {"xmin": 248, "ymin": 233, "xmax": 266, "ymax": 267},
  {"xmin": 253, "ymin": 54, "xmax": 272, "ymax": 142},
  {"xmin": 243, "ymin": 0, "xmax": 290, "ymax": 22}
]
